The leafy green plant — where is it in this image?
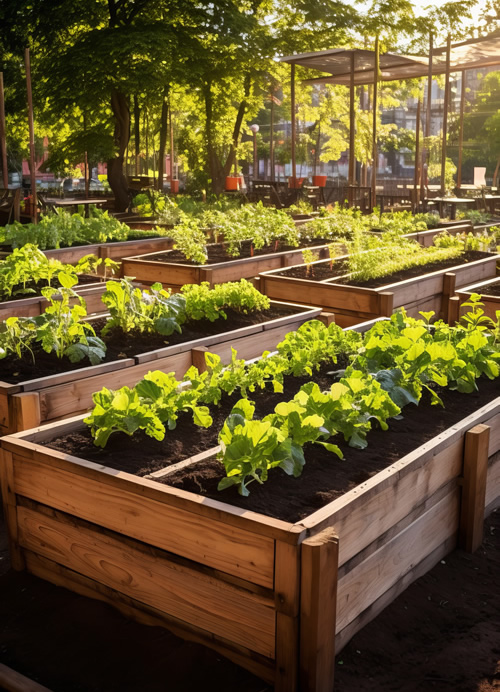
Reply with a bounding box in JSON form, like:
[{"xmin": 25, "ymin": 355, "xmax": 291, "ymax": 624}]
[
  {"xmin": 85, "ymin": 369, "xmax": 212, "ymax": 448},
  {"xmin": 181, "ymin": 280, "xmax": 270, "ymax": 321},
  {"xmin": 101, "ymin": 278, "xmax": 187, "ymax": 336}
]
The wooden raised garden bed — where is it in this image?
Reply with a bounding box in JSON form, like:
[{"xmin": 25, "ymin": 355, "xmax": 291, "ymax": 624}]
[
  {"xmin": 42, "ymin": 236, "xmax": 174, "ymax": 275},
  {"xmin": 257, "ymin": 252, "xmax": 498, "ymax": 328},
  {"xmin": 0, "ymin": 278, "xmax": 111, "ymax": 321},
  {"xmin": 449, "ymin": 276, "xmax": 500, "ymax": 323},
  {"xmin": 1, "ymin": 378, "xmax": 499, "ymax": 691},
  {"xmin": 121, "ymin": 242, "xmax": 336, "ymax": 290},
  {"xmin": 0, "ymin": 301, "xmax": 320, "ymax": 434}
]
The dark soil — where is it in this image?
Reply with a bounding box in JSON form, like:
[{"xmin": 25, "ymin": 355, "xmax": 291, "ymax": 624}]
[
  {"xmin": 277, "ymin": 251, "xmax": 492, "ymax": 286},
  {"xmin": 147, "ymin": 238, "xmax": 333, "ymax": 265},
  {"xmin": 45, "ymin": 370, "xmax": 500, "ymax": 524},
  {"xmin": 0, "ymin": 305, "xmax": 298, "ymax": 384},
  {"xmin": 0, "ymin": 501, "xmax": 498, "ymax": 691},
  {"xmin": 478, "ymin": 279, "xmax": 500, "ymax": 297}
]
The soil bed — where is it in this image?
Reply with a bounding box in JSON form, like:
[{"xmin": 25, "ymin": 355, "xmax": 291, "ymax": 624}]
[
  {"xmin": 148, "ymin": 237, "xmax": 334, "ymax": 265},
  {"xmin": 45, "ymin": 368, "xmax": 500, "ymax": 523},
  {"xmin": 476, "ymin": 279, "xmax": 500, "ymax": 297},
  {"xmin": 275, "ymin": 250, "xmax": 491, "ymax": 286},
  {"xmin": 0, "ymin": 304, "xmax": 297, "ymax": 384}
]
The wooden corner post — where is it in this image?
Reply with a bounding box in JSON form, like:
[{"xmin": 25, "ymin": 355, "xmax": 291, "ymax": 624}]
[
  {"xmin": 459, "ymin": 424, "xmax": 490, "ymax": 553},
  {"xmin": 275, "ymin": 540, "xmax": 301, "ymax": 692},
  {"xmin": 0, "ymin": 448, "xmax": 24, "ymax": 570},
  {"xmin": 299, "ymin": 528, "xmax": 339, "ymax": 692}
]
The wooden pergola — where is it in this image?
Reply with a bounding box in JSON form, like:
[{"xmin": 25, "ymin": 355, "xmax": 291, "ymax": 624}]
[{"xmin": 280, "ymin": 34, "xmax": 500, "ymax": 207}]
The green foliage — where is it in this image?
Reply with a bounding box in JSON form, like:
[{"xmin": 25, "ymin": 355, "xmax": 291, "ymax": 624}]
[
  {"xmin": 0, "ymin": 272, "xmax": 106, "ymax": 365},
  {"xmin": 101, "ymin": 279, "xmax": 187, "ymax": 336},
  {"xmin": 0, "ymin": 210, "xmax": 130, "ymax": 249},
  {"xmin": 181, "ymin": 280, "xmax": 270, "ymax": 322},
  {"xmin": 346, "ymin": 232, "xmax": 463, "ymax": 283},
  {"xmin": 85, "ymin": 370, "xmax": 212, "ymax": 449}
]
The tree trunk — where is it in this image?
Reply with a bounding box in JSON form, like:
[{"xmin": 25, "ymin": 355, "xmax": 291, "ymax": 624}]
[
  {"xmin": 157, "ymin": 90, "xmax": 169, "ymax": 191},
  {"xmin": 107, "ymin": 90, "xmax": 130, "ymax": 212},
  {"xmin": 204, "ymin": 74, "xmax": 252, "ymax": 194}
]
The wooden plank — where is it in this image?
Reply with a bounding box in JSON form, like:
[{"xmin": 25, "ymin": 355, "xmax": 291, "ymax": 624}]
[
  {"xmin": 121, "ymin": 258, "xmax": 200, "ymax": 286},
  {"xmin": 459, "ymin": 424, "xmax": 490, "ymax": 552},
  {"xmin": 191, "ymin": 346, "xmax": 208, "ymax": 372},
  {"xmin": 261, "ymin": 275, "xmax": 380, "ymax": 314},
  {"xmin": 335, "ymin": 489, "xmax": 460, "ymax": 633},
  {"xmin": 5, "ymin": 436, "xmax": 304, "ymax": 544},
  {"xmin": 21, "ymin": 357, "xmax": 135, "ymax": 393},
  {"xmin": 18, "ymin": 505, "xmax": 276, "ymax": 658},
  {"xmin": 275, "ymin": 613, "xmax": 299, "ymax": 692},
  {"xmin": 24, "ymin": 551, "xmax": 276, "ymax": 685},
  {"xmin": 274, "ymin": 542, "xmax": 301, "ymax": 617},
  {"xmin": 299, "ymin": 395, "xmax": 500, "ymax": 538},
  {"xmin": 299, "ymin": 529, "xmax": 339, "ymax": 692},
  {"xmin": 300, "ymin": 437, "xmax": 463, "ymax": 567},
  {"xmin": 0, "ymin": 662, "xmax": 53, "ymax": 692},
  {"xmin": 38, "ymin": 355, "xmax": 188, "ymax": 423},
  {"xmin": 10, "ymin": 392, "xmax": 41, "ymax": 433},
  {"xmin": 335, "ymin": 534, "xmax": 456, "ymax": 654},
  {"xmin": 0, "ymin": 448, "xmax": 24, "ymax": 569},
  {"xmin": 485, "ymin": 452, "xmax": 500, "ymax": 514},
  {"xmin": 12, "ymin": 455, "xmax": 276, "ymax": 587}
]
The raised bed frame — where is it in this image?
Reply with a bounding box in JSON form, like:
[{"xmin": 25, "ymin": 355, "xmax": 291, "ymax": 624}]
[
  {"xmin": 449, "ymin": 276, "xmax": 500, "ymax": 323},
  {"xmin": 0, "ymin": 278, "xmax": 111, "ymax": 321},
  {"xmin": 120, "ymin": 242, "xmax": 336, "ymax": 290},
  {"xmin": 42, "ymin": 236, "xmax": 174, "ymax": 276},
  {"xmin": 1, "ymin": 380, "xmax": 499, "ymax": 691},
  {"xmin": 0, "ymin": 301, "xmax": 319, "ymax": 434},
  {"xmin": 257, "ymin": 252, "xmax": 498, "ymax": 328}
]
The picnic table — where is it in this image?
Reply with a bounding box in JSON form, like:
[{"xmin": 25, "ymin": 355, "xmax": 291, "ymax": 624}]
[
  {"xmin": 431, "ymin": 197, "xmax": 477, "ymax": 220},
  {"xmin": 41, "ymin": 197, "xmax": 108, "ymax": 218}
]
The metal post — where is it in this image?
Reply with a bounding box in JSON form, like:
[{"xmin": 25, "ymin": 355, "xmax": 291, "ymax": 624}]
[
  {"xmin": 421, "ymin": 32, "xmax": 433, "ymax": 203},
  {"xmin": 457, "ymin": 70, "xmax": 466, "ymax": 189},
  {"xmin": 83, "ymin": 112, "xmax": 89, "ymax": 197},
  {"xmin": 0, "ymin": 73, "xmax": 8, "ymax": 188},
  {"xmin": 24, "ymin": 48, "xmax": 37, "ymax": 223},
  {"xmin": 169, "ymin": 104, "xmax": 175, "ymax": 187},
  {"xmin": 270, "ymin": 89, "xmax": 275, "ymax": 182},
  {"xmin": 348, "ymin": 51, "xmax": 356, "ymax": 205},
  {"xmin": 414, "ymin": 98, "xmax": 421, "ymax": 204},
  {"xmin": 441, "ymin": 35, "xmax": 452, "ymax": 195},
  {"xmin": 253, "ymin": 132, "xmax": 258, "ymax": 180},
  {"xmin": 371, "ymin": 37, "xmax": 379, "ymax": 212},
  {"xmin": 291, "ymin": 63, "xmax": 296, "ymax": 185}
]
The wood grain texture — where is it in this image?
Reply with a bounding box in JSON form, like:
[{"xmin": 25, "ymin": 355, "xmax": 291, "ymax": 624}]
[
  {"xmin": 0, "ymin": 662, "xmax": 54, "ymax": 692},
  {"xmin": 300, "ymin": 437, "xmax": 463, "ymax": 567},
  {"xmin": 335, "ymin": 488, "xmax": 460, "ymax": 632},
  {"xmin": 459, "ymin": 424, "xmax": 490, "ymax": 552},
  {"xmin": 24, "ymin": 550, "xmax": 276, "ymax": 684},
  {"xmin": 5, "ymin": 439, "xmax": 302, "ymax": 544},
  {"xmin": 335, "ymin": 534, "xmax": 457, "ymax": 654},
  {"xmin": 10, "ymin": 393, "xmax": 41, "ymax": 433},
  {"xmin": 486, "ymin": 451, "xmax": 500, "ymax": 514},
  {"xmin": 0, "ymin": 448, "xmax": 24, "ymax": 569},
  {"xmin": 12, "ymin": 455, "xmax": 276, "ymax": 587},
  {"xmin": 299, "ymin": 529, "xmax": 339, "ymax": 692},
  {"xmin": 17, "ymin": 505, "xmax": 276, "ymax": 658},
  {"xmin": 275, "ymin": 613, "xmax": 299, "ymax": 692}
]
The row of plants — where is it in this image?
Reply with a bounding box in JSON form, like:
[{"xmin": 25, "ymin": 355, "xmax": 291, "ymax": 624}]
[
  {"xmin": 84, "ymin": 296, "xmax": 500, "ymax": 495},
  {"xmin": 298, "ymin": 225, "xmax": 494, "ymax": 283},
  {"xmin": 0, "ymin": 209, "xmax": 171, "ymax": 250},
  {"xmin": 0, "ymin": 278, "xmax": 272, "ymax": 367},
  {"xmin": 0, "ymin": 244, "xmax": 118, "ymax": 301}
]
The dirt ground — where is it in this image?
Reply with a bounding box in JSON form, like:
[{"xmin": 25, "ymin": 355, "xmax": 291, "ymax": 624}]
[{"xmin": 0, "ymin": 507, "xmax": 498, "ymax": 692}]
